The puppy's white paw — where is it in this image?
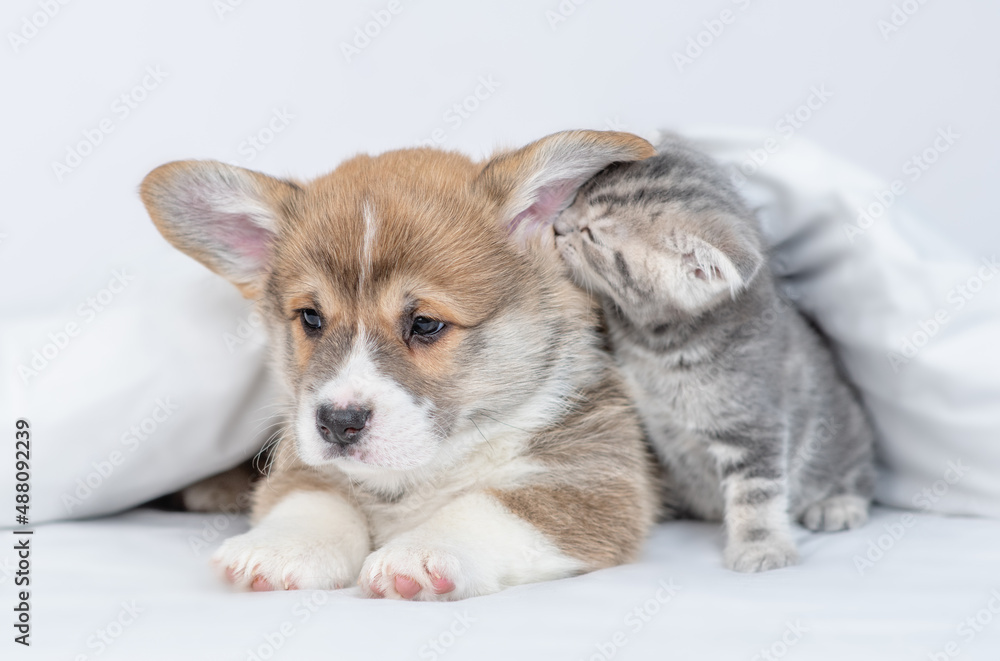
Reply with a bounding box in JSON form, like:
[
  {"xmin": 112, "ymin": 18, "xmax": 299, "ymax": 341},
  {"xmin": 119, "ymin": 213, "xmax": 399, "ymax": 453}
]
[
  {"xmin": 801, "ymin": 494, "xmax": 869, "ymax": 532},
  {"xmin": 213, "ymin": 526, "xmax": 367, "ymax": 591},
  {"xmin": 724, "ymin": 539, "xmax": 799, "ymax": 573},
  {"xmin": 359, "ymin": 541, "xmax": 494, "ymax": 601}
]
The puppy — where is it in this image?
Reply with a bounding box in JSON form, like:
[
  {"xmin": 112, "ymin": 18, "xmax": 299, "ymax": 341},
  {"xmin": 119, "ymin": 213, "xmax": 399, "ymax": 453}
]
[{"xmin": 140, "ymin": 130, "xmax": 658, "ymax": 600}]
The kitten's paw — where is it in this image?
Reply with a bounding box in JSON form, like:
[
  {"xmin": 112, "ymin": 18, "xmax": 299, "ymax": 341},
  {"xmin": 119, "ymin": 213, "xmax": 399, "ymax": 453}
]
[
  {"xmin": 801, "ymin": 494, "xmax": 869, "ymax": 532},
  {"xmin": 212, "ymin": 527, "xmax": 366, "ymax": 591},
  {"xmin": 724, "ymin": 539, "xmax": 799, "ymax": 573},
  {"xmin": 359, "ymin": 541, "xmax": 491, "ymax": 601}
]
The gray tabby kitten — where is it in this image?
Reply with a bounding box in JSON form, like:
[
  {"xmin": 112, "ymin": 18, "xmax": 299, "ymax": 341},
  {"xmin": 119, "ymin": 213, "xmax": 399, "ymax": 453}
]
[{"xmin": 552, "ymin": 137, "xmax": 875, "ymax": 572}]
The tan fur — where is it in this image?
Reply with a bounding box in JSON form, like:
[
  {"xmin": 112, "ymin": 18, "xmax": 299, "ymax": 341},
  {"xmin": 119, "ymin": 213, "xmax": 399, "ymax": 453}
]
[
  {"xmin": 490, "ymin": 370, "xmax": 657, "ymax": 567},
  {"xmin": 250, "ymin": 441, "xmax": 348, "ymax": 524},
  {"xmin": 180, "ymin": 462, "xmax": 256, "ymax": 513},
  {"xmin": 141, "ymin": 130, "xmax": 659, "ymax": 597}
]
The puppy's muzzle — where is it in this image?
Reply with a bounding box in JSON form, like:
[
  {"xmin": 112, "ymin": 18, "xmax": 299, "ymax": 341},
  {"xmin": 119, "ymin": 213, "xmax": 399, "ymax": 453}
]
[{"xmin": 316, "ymin": 404, "xmax": 371, "ymax": 447}]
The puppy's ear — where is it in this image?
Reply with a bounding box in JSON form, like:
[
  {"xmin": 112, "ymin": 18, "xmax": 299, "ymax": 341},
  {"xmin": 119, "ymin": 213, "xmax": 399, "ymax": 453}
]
[
  {"xmin": 140, "ymin": 160, "xmax": 298, "ymax": 298},
  {"xmin": 475, "ymin": 130, "xmax": 654, "ymax": 242},
  {"xmin": 667, "ymin": 225, "xmax": 764, "ymax": 310}
]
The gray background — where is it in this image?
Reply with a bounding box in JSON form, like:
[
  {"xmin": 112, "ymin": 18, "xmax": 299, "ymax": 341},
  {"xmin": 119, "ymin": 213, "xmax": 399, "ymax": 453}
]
[{"xmin": 2, "ymin": 0, "xmax": 998, "ymax": 311}]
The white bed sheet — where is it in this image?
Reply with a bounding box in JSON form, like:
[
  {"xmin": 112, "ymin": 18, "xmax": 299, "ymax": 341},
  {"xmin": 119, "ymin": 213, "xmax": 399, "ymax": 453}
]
[{"xmin": 18, "ymin": 507, "xmax": 1000, "ymax": 660}]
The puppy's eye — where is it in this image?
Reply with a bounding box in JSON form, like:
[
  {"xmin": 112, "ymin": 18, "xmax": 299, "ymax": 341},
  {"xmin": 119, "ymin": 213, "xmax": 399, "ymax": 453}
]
[
  {"xmin": 581, "ymin": 227, "xmax": 595, "ymax": 241},
  {"xmin": 299, "ymin": 308, "xmax": 323, "ymax": 333},
  {"xmin": 411, "ymin": 316, "xmax": 444, "ymax": 337}
]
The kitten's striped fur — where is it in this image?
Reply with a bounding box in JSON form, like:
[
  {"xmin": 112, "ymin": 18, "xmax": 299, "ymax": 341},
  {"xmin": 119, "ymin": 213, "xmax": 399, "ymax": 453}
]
[{"xmin": 554, "ymin": 136, "xmax": 875, "ymax": 572}]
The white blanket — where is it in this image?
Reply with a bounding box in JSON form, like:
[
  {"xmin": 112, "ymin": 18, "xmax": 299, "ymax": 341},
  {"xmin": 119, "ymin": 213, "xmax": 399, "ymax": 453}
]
[{"xmin": 15, "ymin": 507, "xmax": 998, "ymax": 660}]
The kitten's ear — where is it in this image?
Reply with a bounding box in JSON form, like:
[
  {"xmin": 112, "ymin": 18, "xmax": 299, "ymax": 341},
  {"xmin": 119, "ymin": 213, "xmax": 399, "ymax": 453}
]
[
  {"xmin": 475, "ymin": 130, "xmax": 655, "ymax": 242},
  {"xmin": 140, "ymin": 160, "xmax": 299, "ymax": 298},
  {"xmin": 670, "ymin": 227, "xmax": 764, "ymax": 309}
]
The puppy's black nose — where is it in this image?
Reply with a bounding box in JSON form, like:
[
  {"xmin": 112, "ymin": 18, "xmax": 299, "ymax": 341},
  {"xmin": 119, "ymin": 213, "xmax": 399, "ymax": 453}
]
[{"xmin": 316, "ymin": 404, "xmax": 370, "ymax": 446}]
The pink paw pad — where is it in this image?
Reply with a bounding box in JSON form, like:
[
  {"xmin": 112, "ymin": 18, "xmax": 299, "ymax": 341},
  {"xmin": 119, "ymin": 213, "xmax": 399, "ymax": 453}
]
[
  {"xmin": 251, "ymin": 575, "xmax": 273, "ymax": 591},
  {"xmin": 429, "ymin": 572, "xmax": 455, "ymax": 594},
  {"xmin": 394, "ymin": 575, "xmax": 422, "ymax": 599},
  {"xmin": 366, "ymin": 573, "xmax": 386, "ymax": 598}
]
